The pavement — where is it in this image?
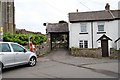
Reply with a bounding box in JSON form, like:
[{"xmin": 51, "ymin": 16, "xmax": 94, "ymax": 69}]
[
  {"xmin": 38, "ymin": 48, "xmax": 119, "ymax": 77},
  {"xmin": 39, "ymin": 48, "xmax": 118, "ymax": 68}
]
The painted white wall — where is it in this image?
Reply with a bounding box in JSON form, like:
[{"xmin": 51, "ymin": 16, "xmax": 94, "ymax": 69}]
[
  {"xmin": 118, "ymin": 20, "xmax": 120, "ymax": 50},
  {"xmin": 93, "ymin": 20, "xmax": 118, "ymax": 49},
  {"xmin": 69, "ymin": 23, "xmax": 80, "ymax": 48},
  {"xmin": 117, "ymin": 1, "xmax": 120, "ymax": 50},
  {"xmin": 117, "ymin": 41, "xmax": 120, "ymax": 50},
  {"xmin": 69, "ymin": 20, "xmax": 119, "ymax": 50},
  {"xmin": 69, "ymin": 22, "xmax": 92, "ymax": 48}
]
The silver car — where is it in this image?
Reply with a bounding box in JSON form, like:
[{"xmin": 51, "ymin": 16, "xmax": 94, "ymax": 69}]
[{"xmin": 0, "ymin": 42, "xmax": 37, "ymax": 69}]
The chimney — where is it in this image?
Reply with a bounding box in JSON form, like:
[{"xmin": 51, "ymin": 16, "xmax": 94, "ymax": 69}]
[
  {"xmin": 105, "ymin": 3, "xmax": 110, "ymax": 11},
  {"xmin": 76, "ymin": 9, "xmax": 78, "ymax": 12}
]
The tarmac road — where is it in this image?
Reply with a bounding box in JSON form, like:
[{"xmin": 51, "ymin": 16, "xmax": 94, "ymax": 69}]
[{"xmin": 1, "ymin": 48, "xmax": 119, "ymax": 78}]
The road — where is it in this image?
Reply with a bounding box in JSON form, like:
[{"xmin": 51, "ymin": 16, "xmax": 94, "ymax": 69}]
[{"xmin": 1, "ymin": 48, "xmax": 119, "ymax": 78}]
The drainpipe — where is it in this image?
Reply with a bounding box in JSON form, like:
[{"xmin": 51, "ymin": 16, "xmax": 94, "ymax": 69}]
[{"xmin": 91, "ymin": 22, "xmax": 93, "ymax": 48}]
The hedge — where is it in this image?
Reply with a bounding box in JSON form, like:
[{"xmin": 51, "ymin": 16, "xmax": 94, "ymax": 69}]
[{"xmin": 3, "ymin": 33, "xmax": 47, "ymax": 45}]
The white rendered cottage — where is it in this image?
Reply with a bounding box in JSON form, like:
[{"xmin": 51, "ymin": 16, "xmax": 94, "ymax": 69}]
[{"xmin": 69, "ymin": 3, "xmax": 120, "ymax": 56}]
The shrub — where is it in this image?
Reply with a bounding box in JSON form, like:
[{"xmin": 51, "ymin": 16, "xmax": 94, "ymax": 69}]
[{"xmin": 3, "ymin": 33, "xmax": 47, "ymax": 46}]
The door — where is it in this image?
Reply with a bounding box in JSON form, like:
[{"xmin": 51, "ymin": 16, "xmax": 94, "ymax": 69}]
[
  {"xmin": 11, "ymin": 43, "xmax": 30, "ymax": 64},
  {"xmin": 101, "ymin": 40, "xmax": 109, "ymax": 57}
]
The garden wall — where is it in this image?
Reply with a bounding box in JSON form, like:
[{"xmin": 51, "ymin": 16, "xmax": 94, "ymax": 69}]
[
  {"xmin": 34, "ymin": 41, "xmax": 51, "ymax": 57},
  {"xmin": 70, "ymin": 48, "xmax": 102, "ymax": 58},
  {"xmin": 110, "ymin": 48, "xmax": 120, "ymax": 59},
  {"xmin": 70, "ymin": 47, "xmax": 120, "ymax": 59}
]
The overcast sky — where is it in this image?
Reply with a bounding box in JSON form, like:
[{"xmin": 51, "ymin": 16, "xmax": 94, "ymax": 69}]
[{"xmin": 14, "ymin": 0, "xmax": 120, "ymax": 34}]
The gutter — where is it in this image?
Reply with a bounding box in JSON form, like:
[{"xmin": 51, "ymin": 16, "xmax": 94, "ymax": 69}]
[{"xmin": 91, "ymin": 22, "xmax": 93, "ymax": 48}]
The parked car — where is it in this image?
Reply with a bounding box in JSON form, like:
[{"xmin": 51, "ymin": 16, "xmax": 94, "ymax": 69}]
[{"xmin": 0, "ymin": 42, "xmax": 37, "ymax": 69}]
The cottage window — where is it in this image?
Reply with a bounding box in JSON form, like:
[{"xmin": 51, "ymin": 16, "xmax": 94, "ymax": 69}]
[
  {"xmin": 79, "ymin": 40, "xmax": 88, "ymax": 48},
  {"xmin": 80, "ymin": 23, "xmax": 87, "ymax": 32},
  {"xmin": 98, "ymin": 25, "xmax": 104, "ymax": 31},
  {"xmin": 84, "ymin": 40, "xmax": 88, "ymax": 48},
  {"xmin": 79, "ymin": 40, "xmax": 83, "ymax": 48},
  {"xmin": 98, "ymin": 22, "xmax": 104, "ymax": 32}
]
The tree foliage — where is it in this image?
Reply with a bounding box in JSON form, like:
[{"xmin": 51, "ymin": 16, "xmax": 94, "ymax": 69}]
[{"xmin": 3, "ymin": 33, "xmax": 47, "ymax": 45}]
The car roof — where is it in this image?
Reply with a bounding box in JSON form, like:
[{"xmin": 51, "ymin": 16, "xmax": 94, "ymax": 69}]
[{"xmin": 0, "ymin": 42, "xmax": 16, "ymax": 44}]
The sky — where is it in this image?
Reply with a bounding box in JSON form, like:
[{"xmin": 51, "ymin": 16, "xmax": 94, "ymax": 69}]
[{"xmin": 14, "ymin": 0, "xmax": 120, "ymax": 34}]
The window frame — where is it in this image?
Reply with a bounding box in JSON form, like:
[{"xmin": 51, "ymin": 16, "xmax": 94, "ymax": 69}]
[
  {"xmin": 79, "ymin": 40, "xmax": 88, "ymax": 48},
  {"xmin": 84, "ymin": 40, "xmax": 88, "ymax": 48},
  {"xmin": 97, "ymin": 22, "xmax": 105, "ymax": 32},
  {"xmin": 0, "ymin": 43, "xmax": 11, "ymax": 52},
  {"xmin": 80, "ymin": 23, "xmax": 87, "ymax": 33},
  {"xmin": 11, "ymin": 43, "xmax": 25, "ymax": 52},
  {"xmin": 79, "ymin": 40, "xmax": 83, "ymax": 48}
]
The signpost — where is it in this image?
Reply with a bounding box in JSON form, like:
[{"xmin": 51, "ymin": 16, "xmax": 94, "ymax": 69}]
[{"xmin": 0, "ymin": 27, "xmax": 3, "ymax": 42}]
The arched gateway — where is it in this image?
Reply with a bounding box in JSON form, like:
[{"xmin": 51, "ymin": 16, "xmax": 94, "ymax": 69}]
[{"xmin": 44, "ymin": 21, "xmax": 69, "ymax": 50}]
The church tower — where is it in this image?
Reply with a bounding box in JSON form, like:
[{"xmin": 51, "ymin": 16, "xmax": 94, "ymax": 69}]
[{"xmin": 0, "ymin": 0, "xmax": 15, "ymax": 34}]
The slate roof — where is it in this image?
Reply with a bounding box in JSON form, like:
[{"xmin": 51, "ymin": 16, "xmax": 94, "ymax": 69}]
[
  {"xmin": 69, "ymin": 10, "xmax": 120, "ymax": 23},
  {"xmin": 115, "ymin": 37, "xmax": 120, "ymax": 43},
  {"xmin": 97, "ymin": 34, "xmax": 112, "ymax": 41},
  {"xmin": 46, "ymin": 22, "xmax": 69, "ymax": 33}
]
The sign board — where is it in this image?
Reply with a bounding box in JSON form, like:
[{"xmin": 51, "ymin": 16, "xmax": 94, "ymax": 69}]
[
  {"xmin": 0, "ymin": 27, "xmax": 3, "ymax": 41},
  {"xmin": 0, "ymin": 27, "xmax": 3, "ymax": 32}
]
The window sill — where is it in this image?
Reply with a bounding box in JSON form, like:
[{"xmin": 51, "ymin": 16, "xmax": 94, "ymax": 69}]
[
  {"xmin": 97, "ymin": 32, "xmax": 106, "ymax": 34},
  {"xmin": 79, "ymin": 33, "xmax": 88, "ymax": 34}
]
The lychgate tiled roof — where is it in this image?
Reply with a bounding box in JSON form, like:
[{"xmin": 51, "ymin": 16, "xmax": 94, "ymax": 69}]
[
  {"xmin": 46, "ymin": 22, "xmax": 69, "ymax": 33},
  {"xmin": 69, "ymin": 10, "xmax": 120, "ymax": 23}
]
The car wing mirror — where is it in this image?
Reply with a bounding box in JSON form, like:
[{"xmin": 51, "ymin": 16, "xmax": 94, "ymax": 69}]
[{"xmin": 24, "ymin": 49, "xmax": 27, "ymax": 53}]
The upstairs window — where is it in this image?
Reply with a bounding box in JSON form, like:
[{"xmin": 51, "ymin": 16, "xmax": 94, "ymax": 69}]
[
  {"xmin": 80, "ymin": 23, "xmax": 87, "ymax": 33},
  {"xmin": 98, "ymin": 22, "xmax": 105, "ymax": 32}
]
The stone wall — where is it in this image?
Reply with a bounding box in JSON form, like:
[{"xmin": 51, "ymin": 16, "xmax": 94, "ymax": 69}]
[
  {"xmin": 70, "ymin": 47, "xmax": 120, "ymax": 59},
  {"xmin": 24, "ymin": 38, "xmax": 51, "ymax": 57},
  {"xmin": 110, "ymin": 48, "xmax": 120, "ymax": 59},
  {"xmin": 34, "ymin": 42, "xmax": 51, "ymax": 57},
  {"xmin": 70, "ymin": 48, "xmax": 102, "ymax": 58}
]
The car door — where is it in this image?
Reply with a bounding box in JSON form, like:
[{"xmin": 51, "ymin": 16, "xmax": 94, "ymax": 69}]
[
  {"xmin": 10, "ymin": 43, "xmax": 30, "ymax": 64},
  {"xmin": 0, "ymin": 43, "xmax": 15, "ymax": 67}
]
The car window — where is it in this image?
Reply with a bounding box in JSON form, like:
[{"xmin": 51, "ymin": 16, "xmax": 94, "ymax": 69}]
[
  {"xmin": 0, "ymin": 43, "xmax": 11, "ymax": 52},
  {"xmin": 11, "ymin": 44, "xmax": 25, "ymax": 52},
  {"xmin": 0, "ymin": 43, "xmax": 1, "ymax": 52}
]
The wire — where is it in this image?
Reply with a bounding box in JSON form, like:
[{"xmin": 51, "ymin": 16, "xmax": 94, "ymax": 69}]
[
  {"xmin": 43, "ymin": 0, "xmax": 66, "ymax": 15},
  {"xmin": 79, "ymin": 1, "xmax": 91, "ymax": 10},
  {"xmin": 75, "ymin": 0, "xmax": 91, "ymax": 10}
]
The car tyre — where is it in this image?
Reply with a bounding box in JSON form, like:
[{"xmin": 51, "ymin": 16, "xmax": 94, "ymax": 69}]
[{"xmin": 28, "ymin": 57, "xmax": 36, "ymax": 67}]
